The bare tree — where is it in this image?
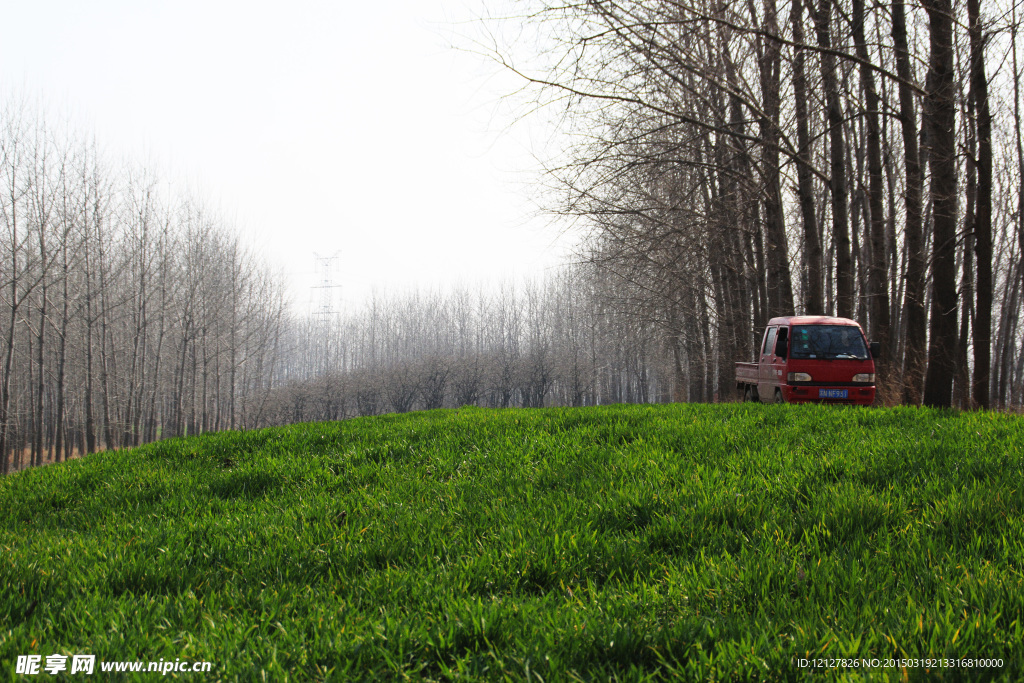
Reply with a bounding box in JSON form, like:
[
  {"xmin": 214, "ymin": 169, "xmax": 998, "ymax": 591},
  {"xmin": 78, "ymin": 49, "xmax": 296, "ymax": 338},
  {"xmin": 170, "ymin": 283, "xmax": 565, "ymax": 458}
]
[{"xmin": 921, "ymin": 0, "xmax": 959, "ymax": 408}]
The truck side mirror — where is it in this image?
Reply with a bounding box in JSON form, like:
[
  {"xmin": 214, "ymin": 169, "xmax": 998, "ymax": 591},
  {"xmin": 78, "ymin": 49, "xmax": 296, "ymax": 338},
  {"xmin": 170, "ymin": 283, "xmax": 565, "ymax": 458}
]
[{"xmin": 870, "ymin": 341, "xmax": 881, "ymax": 358}]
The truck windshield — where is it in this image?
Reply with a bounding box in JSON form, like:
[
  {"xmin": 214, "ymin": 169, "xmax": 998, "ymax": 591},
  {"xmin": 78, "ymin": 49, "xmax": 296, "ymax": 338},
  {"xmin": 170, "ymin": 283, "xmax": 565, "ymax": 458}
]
[{"xmin": 790, "ymin": 325, "xmax": 868, "ymax": 360}]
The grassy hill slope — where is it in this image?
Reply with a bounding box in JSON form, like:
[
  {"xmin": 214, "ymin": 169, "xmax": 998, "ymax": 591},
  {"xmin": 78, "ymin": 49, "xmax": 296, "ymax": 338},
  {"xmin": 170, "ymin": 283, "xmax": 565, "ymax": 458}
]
[{"xmin": 1, "ymin": 404, "xmax": 1022, "ymax": 681}]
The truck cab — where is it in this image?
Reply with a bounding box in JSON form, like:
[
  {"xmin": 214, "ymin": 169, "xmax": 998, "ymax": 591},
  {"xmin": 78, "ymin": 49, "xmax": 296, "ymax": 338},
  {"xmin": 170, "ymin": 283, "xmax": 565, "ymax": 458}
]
[{"xmin": 736, "ymin": 316, "xmax": 879, "ymax": 405}]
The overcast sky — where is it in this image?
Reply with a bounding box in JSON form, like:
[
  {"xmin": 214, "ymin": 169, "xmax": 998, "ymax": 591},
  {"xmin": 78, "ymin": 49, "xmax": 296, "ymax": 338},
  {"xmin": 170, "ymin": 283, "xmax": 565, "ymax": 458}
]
[{"xmin": 1, "ymin": 0, "xmax": 572, "ymax": 313}]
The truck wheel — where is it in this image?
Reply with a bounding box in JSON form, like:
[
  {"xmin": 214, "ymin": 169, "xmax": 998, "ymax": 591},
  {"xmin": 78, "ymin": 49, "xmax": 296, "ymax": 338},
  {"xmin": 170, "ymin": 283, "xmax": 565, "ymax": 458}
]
[
  {"xmin": 774, "ymin": 389, "xmax": 785, "ymax": 404},
  {"xmin": 743, "ymin": 386, "xmax": 753, "ymax": 402}
]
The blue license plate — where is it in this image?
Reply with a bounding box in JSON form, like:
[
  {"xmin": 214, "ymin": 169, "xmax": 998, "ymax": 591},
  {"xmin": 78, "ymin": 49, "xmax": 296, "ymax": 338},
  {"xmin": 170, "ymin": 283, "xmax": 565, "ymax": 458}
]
[{"xmin": 819, "ymin": 388, "xmax": 848, "ymax": 399}]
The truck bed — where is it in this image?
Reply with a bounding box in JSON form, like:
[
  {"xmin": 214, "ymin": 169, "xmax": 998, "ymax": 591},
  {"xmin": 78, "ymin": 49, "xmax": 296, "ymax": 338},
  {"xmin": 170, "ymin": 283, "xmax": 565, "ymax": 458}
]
[{"xmin": 735, "ymin": 362, "xmax": 758, "ymax": 385}]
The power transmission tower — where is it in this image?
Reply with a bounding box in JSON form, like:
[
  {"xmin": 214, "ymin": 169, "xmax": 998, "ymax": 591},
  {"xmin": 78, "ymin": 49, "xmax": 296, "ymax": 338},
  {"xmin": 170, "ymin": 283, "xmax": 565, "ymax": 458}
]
[
  {"xmin": 310, "ymin": 252, "xmax": 343, "ymax": 376},
  {"xmin": 311, "ymin": 251, "xmax": 342, "ymax": 320}
]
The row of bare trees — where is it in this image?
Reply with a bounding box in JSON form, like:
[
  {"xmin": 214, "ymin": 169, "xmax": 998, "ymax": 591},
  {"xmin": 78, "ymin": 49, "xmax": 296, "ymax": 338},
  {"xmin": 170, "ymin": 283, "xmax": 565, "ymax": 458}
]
[
  {"xmin": 481, "ymin": 0, "xmax": 1024, "ymax": 409},
  {"xmin": 0, "ymin": 99, "xmax": 286, "ymax": 474}
]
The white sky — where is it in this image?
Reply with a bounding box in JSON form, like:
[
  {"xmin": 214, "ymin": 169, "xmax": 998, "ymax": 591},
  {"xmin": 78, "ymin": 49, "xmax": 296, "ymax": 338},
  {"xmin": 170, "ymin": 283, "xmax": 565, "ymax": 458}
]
[{"xmin": 1, "ymin": 0, "xmax": 574, "ymax": 314}]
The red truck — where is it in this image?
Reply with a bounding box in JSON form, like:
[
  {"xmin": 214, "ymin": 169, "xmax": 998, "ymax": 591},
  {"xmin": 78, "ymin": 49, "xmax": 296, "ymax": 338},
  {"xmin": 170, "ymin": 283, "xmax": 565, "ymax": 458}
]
[{"xmin": 736, "ymin": 316, "xmax": 880, "ymax": 405}]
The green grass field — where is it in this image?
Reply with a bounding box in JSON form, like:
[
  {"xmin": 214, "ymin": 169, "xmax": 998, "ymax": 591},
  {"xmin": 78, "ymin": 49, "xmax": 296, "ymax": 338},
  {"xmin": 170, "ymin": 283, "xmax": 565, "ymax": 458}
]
[{"xmin": 1, "ymin": 404, "xmax": 1022, "ymax": 681}]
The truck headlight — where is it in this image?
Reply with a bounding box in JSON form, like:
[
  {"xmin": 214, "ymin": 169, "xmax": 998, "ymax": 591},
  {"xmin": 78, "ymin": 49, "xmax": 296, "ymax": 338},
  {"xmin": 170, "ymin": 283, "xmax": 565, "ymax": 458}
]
[
  {"xmin": 787, "ymin": 372, "xmax": 812, "ymax": 382},
  {"xmin": 852, "ymin": 373, "xmax": 875, "ymax": 382}
]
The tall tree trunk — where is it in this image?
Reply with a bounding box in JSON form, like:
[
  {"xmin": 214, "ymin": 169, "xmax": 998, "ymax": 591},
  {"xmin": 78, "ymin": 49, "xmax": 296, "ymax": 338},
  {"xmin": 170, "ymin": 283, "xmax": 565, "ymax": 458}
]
[
  {"xmin": 124, "ymin": 278, "xmax": 144, "ymax": 446},
  {"xmin": 756, "ymin": 0, "xmax": 794, "ymax": 315},
  {"xmin": 0, "ymin": 141, "xmax": 22, "ymax": 475},
  {"xmin": 34, "ymin": 270, "xmax": 46, "ymax": 466},
  {"xmin": 715, "ymin": 38, "xmax": 751, "ymax": 400},
  {"xmin": 813, "ymin": 0, "xmax": 853, "ymax": 317},
  {"xmin": 921, "ymin": 0, "xmax": 959, "ymax": 408},
  {"xmin": 54, "ymin": 254, "xmax": 68, "ymax": 462},
  {"xmin": 173, "ymin": 329, "xmax": 190, "ymax": 438},
  {"xmin": 146, "ymin": 318, "xmax": 165, "ymax": 443},
  {"xmin": 748, "ymin": 227, "xmax": 767, "ymax": 329},
  {"xmin": 98, "ymin": 234, "xmax": 115, "ymax": 451},
  {"xmin": 851, "ymin": 0, "xmax": 890, "ymax": 395},
  {"xmin": 791, "ymin": 0, "xmax": 822, "ymax": 314},
  {"xmin": 892, "ymin": 0, "xmax": 926, "ymax": 404},
  {"xmin": 968, "ymin": 0, "xmax": 993, "ymax": 409},
  {"xmin": 957, "ymin": 116, "xmax": 975, "ymax": 409},
  {"xmin": 1010, "ymin": 18, "xmax": 1024, "ymax": 406},
  {"xmin": 1, "ymin": 265, "xmax": 18, "ymax": 474},
  {"xmin": 27, "ymin": 333, "xmax": 36, "ymax": 467},
  {"xmin": 84, "ymin": 291, "xmax": 96, "ymax": 453},
  {"xmin": 851, "ymin": 133, "xmax": 868, "ymax": 328}
]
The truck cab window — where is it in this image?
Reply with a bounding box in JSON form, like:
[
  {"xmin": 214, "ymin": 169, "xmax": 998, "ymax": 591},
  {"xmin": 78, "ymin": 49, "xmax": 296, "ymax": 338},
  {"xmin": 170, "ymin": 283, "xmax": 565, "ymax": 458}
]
[
  {"xmin": 774, "ymin": 327, "xmax": 788, "ymax": 357},
  {"xmin": 762, "ymin": 327, "xmax": 777, "ymax": 357}
]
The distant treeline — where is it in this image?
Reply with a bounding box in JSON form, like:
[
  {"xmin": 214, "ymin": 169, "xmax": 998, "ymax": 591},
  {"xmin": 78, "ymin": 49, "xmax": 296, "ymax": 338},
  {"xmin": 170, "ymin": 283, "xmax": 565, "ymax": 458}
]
[{"xmin": 264, "ymin": 270, "xmax": 690, "ymax": 426}]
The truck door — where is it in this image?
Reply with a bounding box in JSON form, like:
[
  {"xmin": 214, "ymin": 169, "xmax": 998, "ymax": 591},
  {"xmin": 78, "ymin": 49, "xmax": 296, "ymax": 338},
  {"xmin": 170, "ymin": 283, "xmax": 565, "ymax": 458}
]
[
  {"xmin": 772, "ymin": 326, "xmax": 789, "ymax": 399},
  {"xmin": 758, "ymin": 326, "xmax": 777, "ymax": 401}
]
